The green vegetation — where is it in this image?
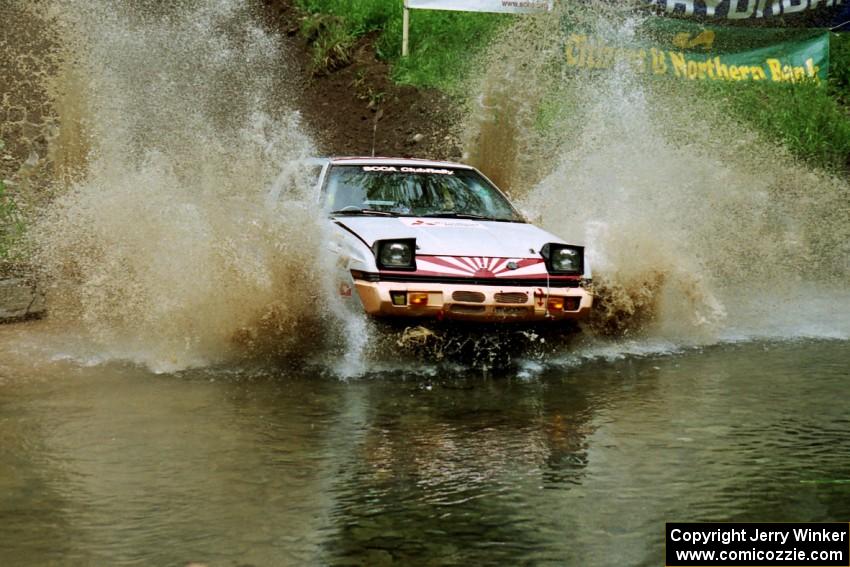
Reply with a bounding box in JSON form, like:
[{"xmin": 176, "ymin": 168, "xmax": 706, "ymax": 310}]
[
  {"xmin": 828, "ymin": 32, "xmax": 850, "ymax": 106},
  {"xmin": 300, "ymin": 13, "xmax": 356, "ymax": 73},
  {"xmin": 711, "ymin": 78, "xmax": 850, "ymax": 174},
  {"xmin": 294, "ymin": 2, "xmax": 850, "ymax": 175},
  {"xmin": 707, "ymin": 32, "xmax": 850, "ymax": 174},
  {"xmin": 296, "ymin": 0, "xmax": 506, "ymax": 89},
  {"xmin": 382, "ymin": 10, "xmax": 507, "ymax": 89}
]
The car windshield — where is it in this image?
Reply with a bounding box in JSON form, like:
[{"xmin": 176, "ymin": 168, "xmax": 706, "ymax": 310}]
[{"xmin": 323, "ymin": 165, "xmax": 523, "ymax": 222}]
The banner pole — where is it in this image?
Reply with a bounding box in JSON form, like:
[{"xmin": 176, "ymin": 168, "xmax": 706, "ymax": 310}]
[{"xmin": 402, "ymin": 3, "xmax": 410, "ymax": 57}]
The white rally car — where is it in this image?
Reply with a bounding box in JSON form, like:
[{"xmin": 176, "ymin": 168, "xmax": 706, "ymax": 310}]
[{"xmin": 315, "ymin": 157, "xmax": 593, "ymax": 323}]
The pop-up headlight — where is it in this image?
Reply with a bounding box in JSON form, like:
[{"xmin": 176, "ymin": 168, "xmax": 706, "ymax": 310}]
[
  {"xmin": 374, "ymin": 239, "xmax": 416, "ymax": 270},
  {"xmin": 540, "ymin": 243, "xmax": 584, "ymax": 275}
]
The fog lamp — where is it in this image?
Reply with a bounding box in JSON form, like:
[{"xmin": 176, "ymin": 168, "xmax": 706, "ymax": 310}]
[
  {"xmin": 409, "ymin": 292, "xmax": 429, "ymax": 306},
  {"xmin": 390, "ymin": 291, "xmax": 407, "ymax": 306},
  {"xmin": 563, "ymin": 297, "xmax": 582, "ymax": 311}
]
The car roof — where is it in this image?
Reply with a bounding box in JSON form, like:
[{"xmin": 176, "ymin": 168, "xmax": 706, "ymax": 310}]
[{"xmin": 325, "ymin": 156, "xmax": 475, "ymax": 169}]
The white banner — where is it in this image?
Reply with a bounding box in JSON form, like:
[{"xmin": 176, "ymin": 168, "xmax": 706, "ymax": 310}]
[{"xmin": 405, "ymin": 0, "xmax": 552, "ymax": 14}]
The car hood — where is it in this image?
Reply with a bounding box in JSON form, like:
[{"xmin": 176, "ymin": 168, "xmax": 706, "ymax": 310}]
[{"xmin": 334, "ymin": 216, "xmax": 565, "ymax": 257}]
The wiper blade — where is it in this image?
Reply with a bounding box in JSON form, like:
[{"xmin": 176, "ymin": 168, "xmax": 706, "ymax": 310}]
[
  {"xmin": 421, "ymin": 211, "xmax": 495, "ymax": 220},
  {"xmin": 330, "ymin": 208, "xmax": 395, "ymax": 217}
]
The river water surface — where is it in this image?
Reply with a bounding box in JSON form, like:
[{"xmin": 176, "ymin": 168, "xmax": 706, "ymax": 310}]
[{"xmin": 1, "ymin": 322, "xmax": 848, "ymax": 566}]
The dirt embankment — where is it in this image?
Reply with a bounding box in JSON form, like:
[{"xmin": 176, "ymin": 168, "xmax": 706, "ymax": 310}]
[
  {"xmin": 0, "ymin": 1, "xmax": 462, "ymax": 188},
  {"xmin": 0, "ymin": 4, "xmax": 57, "ymax": 187},
  {"xmin": 261, "ymin": 0, "xmax": 463, "ymax": 161}
]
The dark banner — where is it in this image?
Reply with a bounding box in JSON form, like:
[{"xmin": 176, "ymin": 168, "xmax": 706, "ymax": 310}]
[{"xmin": 640, "ymin": 0, "xmax": 850, "ymax": 28}]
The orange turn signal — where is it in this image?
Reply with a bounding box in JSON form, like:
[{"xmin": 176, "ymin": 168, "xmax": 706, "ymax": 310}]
[
  {"xmin": 547, "ymin": 297, "xmax": 565, "ymax": 312},
  {"xmin": 409, "ymin": 292, "xmax": 429, "ymax": 307}
]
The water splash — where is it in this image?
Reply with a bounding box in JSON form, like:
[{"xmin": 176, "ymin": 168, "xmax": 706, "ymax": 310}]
[
  {"xmin": 29, "ymin": 1, "xmax": 348, "ymax": 372},
  {"xmin": 11, "ymin": 1, "xmax": 849, "ymax": 375},
  {"xmin": 465, "ymin": 2, "xmax": 850, "ymax": 348}
]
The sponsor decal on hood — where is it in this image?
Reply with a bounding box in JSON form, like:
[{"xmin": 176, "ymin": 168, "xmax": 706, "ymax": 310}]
[{"xmin": 399, "ymin": 218, "xmax": 484, "ymax": 229}]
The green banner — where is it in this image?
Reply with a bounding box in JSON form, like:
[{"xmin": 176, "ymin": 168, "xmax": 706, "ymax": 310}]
[{"xmin": 564, "ymin": 20, "xmax": 830, "ymax": 82}]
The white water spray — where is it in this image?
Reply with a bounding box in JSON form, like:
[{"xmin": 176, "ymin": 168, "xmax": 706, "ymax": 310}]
[
  {"xmin": 466, "ymin": 4, "xmax": 850, "ymax": 351},
  {"xmin": 29, "ymin": 1, "xmax": 357, "ymax": 372}
]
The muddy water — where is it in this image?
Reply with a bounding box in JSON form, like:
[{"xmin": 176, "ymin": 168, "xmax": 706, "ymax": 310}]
[{"xmin": 1, "ymin": 322, "xmax": 848, "ymax": 566}]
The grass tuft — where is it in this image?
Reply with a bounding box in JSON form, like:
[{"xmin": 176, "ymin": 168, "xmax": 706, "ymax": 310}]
[
  {"xmin": 829, "ymin": 32, "xmax": 850, "ymax": 106},
  {"xmin": 300, "ymin": 13, "xmax": 356, "ymax": 75}
]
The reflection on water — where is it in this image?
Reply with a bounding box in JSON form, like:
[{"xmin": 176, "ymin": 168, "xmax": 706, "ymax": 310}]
[{"xmin": 1, "ymin": 323, "xmax": 848, "ymax": 565}]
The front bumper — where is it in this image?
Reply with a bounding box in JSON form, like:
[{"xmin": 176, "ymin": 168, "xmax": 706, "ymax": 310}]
[{"xmin": 353, "ymin": 280, "xmax": 593, "ymax": 322}]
